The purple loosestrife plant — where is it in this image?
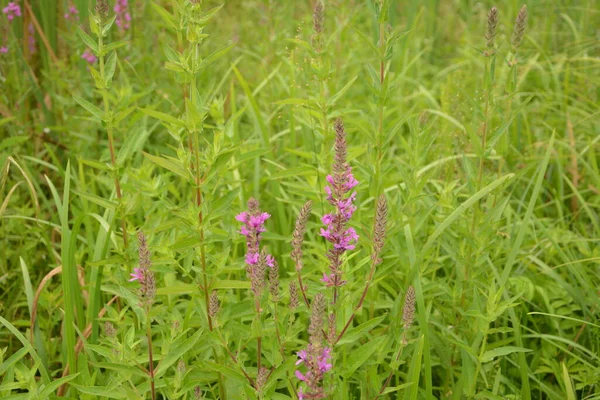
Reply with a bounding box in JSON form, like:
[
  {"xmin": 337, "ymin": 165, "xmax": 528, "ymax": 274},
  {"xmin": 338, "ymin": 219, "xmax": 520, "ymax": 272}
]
[
  {"xmin": 237, "ymin": 198, "xmax": 276, "ymax": 374},
  {"xmin": 320, "ymin": 118, "xmax": 359, "ymax": 302},
  {"xmin": 2, "ymin": 2, "xmax": 21, "ymax": 21},
  {"xmin": 295, "ymin": 293, "xmax": 331, "ymax": 399},
  {"xmin": 237, "ymin": 198, "xmax": 274, "ymax": 269},
  {"xmin": 131, "ymin": 231, "xmax": 157, "ymax": 400},
  {"xmin": 114, "ymin": 0, "xmax": 131, "ymax": 32}
]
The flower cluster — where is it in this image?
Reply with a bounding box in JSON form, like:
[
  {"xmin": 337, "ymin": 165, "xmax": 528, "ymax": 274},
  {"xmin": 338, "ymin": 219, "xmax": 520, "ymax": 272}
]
[
  {"xmin": 319, "ymin": 118, "xmax": 359, "ymax": 290},
  {"xmin": 64, "ymin": 2, "xmax": 79, "ymax": 21},
  {"xmin": 236, "ymin": 198, "xmax": 272, "ymax": 266},
  {"xmin": 2, "ymin": 1, "xmax": 21, "ymax": 53},
  {"xmin": 81, "ymin": 49, "xmax": 97, "ymax": 64},
  {"xmin": 114, "ymin": 0, "xmax": 131, "ymax": 31},
  {"xmin": 130, "ymin": 232, "xmax": 156, "ymax": 309},
  {"xmin": 27, "ymin": 23, "xmax": 35, "ymax": 54},
  {"xmin": 295, "ymin": 293, "xmax": 331, "ymax": 399},
  {"xmin": 2, "ymin": 2, "xmax": 21, "ymax": 21},
  {"xmin": 237, "ymin": 198, "xmax": 275, "ymax": 299}
]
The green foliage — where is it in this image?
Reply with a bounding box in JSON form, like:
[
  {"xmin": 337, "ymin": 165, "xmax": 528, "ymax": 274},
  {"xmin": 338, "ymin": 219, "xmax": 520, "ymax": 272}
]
[{"xmin": 1, "ymin": 0, "xmax": 599, "ymax": 399}]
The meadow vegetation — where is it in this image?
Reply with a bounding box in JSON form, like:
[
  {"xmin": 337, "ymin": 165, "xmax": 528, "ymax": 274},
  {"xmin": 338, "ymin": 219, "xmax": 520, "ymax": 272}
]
[{"xmin": 0, "ymin": 0, "xmax": 599, "ymax": 399}]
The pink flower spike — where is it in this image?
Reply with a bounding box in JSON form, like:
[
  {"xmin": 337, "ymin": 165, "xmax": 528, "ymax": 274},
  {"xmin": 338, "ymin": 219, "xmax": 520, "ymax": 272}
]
[{"xmin": 0, "ymin": 47, "xmax": 8, "ymax": 54}]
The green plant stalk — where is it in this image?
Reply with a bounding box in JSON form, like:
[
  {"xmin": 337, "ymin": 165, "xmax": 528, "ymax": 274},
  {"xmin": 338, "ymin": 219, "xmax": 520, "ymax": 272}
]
[
  {"xmin": 373, "ymin": 330, "xmax": 409, "ymax": 400},
  {"xmin": 190, "ymin": 42, "xmax": 213, "ymax": 332},
  {"xmin": 97, "ymin": 33, "xmax": 128, "ymax": 250},
  {"xmin": 255, "ymin": 297, "xmax": 263, "ymax": 373},
  {"xmin": 376, "ymin": 21, "xmax": 385, "ymax": 191},
  {"xmin": 146, "ymin": 314, "xmax": 156, "ymax": 400}
]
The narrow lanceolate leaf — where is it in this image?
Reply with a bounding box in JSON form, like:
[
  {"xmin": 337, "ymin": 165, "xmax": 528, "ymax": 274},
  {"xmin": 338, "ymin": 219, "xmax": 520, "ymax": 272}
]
[
  {"xmin": 139, "ymin": 107, "xmax": 185, "ymax": 127},
  {"xmin": 104, "ymin": 51, "xmax": 118, "ymax": 85},
  {"xmin": 142, "ymin": 152, "xmax": 190, "ymax": 179},
  {"xmin": 201, "ymin": 43, "xmax": 235, "ymax": 68},
  {"xmin": 73, "ymin": 95, "xmax": 105, "ymax": 120},
  {"xmin": 77, "ymin": 27, "xmax": 99, "ymax": 53},
  {"xmin": 154, "ymin": 329, "xmax": 204, "ymax": 377},
  {"xmin": 480, "ymin": 346, "xmax": 532, "ymax": 363}
]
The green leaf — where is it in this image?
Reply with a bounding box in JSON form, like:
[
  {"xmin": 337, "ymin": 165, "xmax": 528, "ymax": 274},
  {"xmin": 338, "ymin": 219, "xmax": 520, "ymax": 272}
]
[
  {"xmin": 77, "ymin": 27, "xmax": 98, "ymax": 53},
  {"xmin": 151, "ymin": 2, "xmax": 177, "ymax": 31},
  {"xmin": 139, "ymin": 107, "xmax": 185, "ymax": 127},
  {"xmin": 327, "ymin": 76, "xmax": 358, "ymax": 107},
  {"xmin": 105, "ymin": 51, "xmax": 117, "ymax": 85},
  {"xmin": 421, "ymin": 173, "xmax": 514, "ymax": 254},
  {"xmin": 336, "ymin": 314, "xmax": 387, "ymax": 345},
  {"xmin": 73, "ymin": 95, "xmax": 105, "ymax": 120},
  {"xmin": 154, "ymin": 329, "xmax": 204, "ymax": 377},
  {"xmin": 103, "ymin": 41, "xmax": 128, "ymax": 55},
  {"xmin": 38, "ymin": 373, "xmax": 80, "ymax": 397},
  {"xmin": 201, "ymin": 43, "xmax": 235, "ymax": 68},
  {"xmin": 74, "ymin": 190, "xmax": 118, "ymax": 210},
  {"xmin": 143, "ymin": 152, "xmax": 189, "ymax": 179},
  {"xmin": 71, "ymin": 385, "xmax": 129, "ymax": 399},
  {"xmin": 341, "ymin": 336, "xmax": 385, "ymax": 378},
  {"xmin": 480, "ymin": 346, "xmax": 532, "ymax": 363}
]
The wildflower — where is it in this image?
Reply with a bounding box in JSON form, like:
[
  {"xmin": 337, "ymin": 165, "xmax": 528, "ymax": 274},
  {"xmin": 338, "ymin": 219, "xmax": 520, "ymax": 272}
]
[
  {"xmin": 129, "ymin": 267, "xmax": 144, "ymax": 282},
  {"xmin": 269, "ymin": 259, "xmax": 280, "ymax": 302},
  {"xmin": 291, "ymin": 201, "xmax": 312, "ymax": 271},
  {"xmin": 104, "ymin": 321, "xmax": 116, "ymax": 337},
  {"xmin": 402, "ymin": 285, "xmax": 416, "ymax": 345},
  {"xmin": 320, "ymin": 118, "xmax": 359, "ymax": 291},
  {"xmin": 289, "ymin": 282, "xmax": 299, "ymax": 310},
  {"xmin": 27, "ymin": 23, "xmax": 35, "ymax": 54},
  {"xmin": 511, "ymin": 5, "xmax": 528, "ymax": 50},
  {"xmin": 64, "ymin": 3, "xmax": 79, "ymax": 20},
  {"xmin": 296, "ymin": 293, "xmax": 331, "ymax": 398},
  {"xmin": 484, "ymin": 6, "xmax": 499, "ymax": 56},
  {"xmin": 371, "ymin": 195, "xmax": 387, "ymax": 266},
  {"xmin": 131, "ymin": 232, "xmax": 156, "ymax": 309},
  {"xmin": 313, "ymin": 0, "xmax": 324, "ymax": 35},
  {"xmin": 2, "ymin": 2, "xmax": 21, "ymax": 21},
  {"xmin": 114, "ymin": 0, "xmax": 131, "ymax": 31},
  {"xmin": 0, "ymin": 47, "xmax": 7, "ymax": 54},
  {"xmin": 208, "ymin": 290, "xmax": 219, "ymax": 317},
  {"xmin": 81, "ymin": 49, "xmax": 97, "ymax": 64},
  {"xmin": 236, "ymin": 198, "xmax": 270, "ymax": 267},
  {"xmin": 95, "ymin": 0, "xmax": 109, "ymax": 21}
]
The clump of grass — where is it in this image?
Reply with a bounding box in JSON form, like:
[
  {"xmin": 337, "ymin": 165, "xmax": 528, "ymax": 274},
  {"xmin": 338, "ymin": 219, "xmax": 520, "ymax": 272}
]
[{"xmin": 0, "ymin": 1, "xmax": 599, "ymax": 399}]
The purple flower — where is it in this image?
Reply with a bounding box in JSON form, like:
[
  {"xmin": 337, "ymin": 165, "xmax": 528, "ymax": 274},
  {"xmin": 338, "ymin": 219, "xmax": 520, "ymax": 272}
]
[
  {"xmin": 317, "ymin": 347, "xmax": 333, "ymax": 372},
  {"xmin": 114, "ymin": 0, "xmax": 131, "ymax": 31},
  {"xmin": 27, "ymin": 23, "xmax": 35, "ymax": 54},
  {"xmin": 295, "ymin": 370, "xmax": 306, "ymax": 382},
  {"xmin": 236, "ymin": 203, "xmax": 271, "ymax": 266},
  {"xmin": 64, "ymin": 3, "xmax": 79, "ymax": 20},
  {"xmin": 319, "ymin": 119, "xmax": 359, "ymax": 291},
  {"xmin": 237, "ymin": 199, "xmax": 276, "ymax": 299},
  {"xmin": 321, "ymin": 273, "xmax": 334, "ymax": 287},
  {"xmin": 81, "ymin": 49, "xmax": 97, "ymax": 64},
  {"xmin": 295, "ymin": 344, "xmax": 333, "ymax": 396},
  {"xmin": 2, "ymin": 2, "xmax": 21, "ymax": 21},
  {"xmin": 129, "ymin": 267, "xmax": 144, "ymax": 282},
  {"xmin": 0, "ymin": 46, "xmax": 7, "ymax": 54},
  {"xmin": 296, "ymin": 350, "xmax": 307, "ymax": 365}
]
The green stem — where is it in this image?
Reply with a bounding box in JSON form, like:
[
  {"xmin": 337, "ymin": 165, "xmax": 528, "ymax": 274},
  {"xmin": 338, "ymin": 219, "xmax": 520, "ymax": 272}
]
[
  {"xmin": 146, "ymin": 314, "xmax": 156, "ymax": 400},
  {"xmin": 98, "ymin": 32, "xmax": 128, "ymax": 250}
]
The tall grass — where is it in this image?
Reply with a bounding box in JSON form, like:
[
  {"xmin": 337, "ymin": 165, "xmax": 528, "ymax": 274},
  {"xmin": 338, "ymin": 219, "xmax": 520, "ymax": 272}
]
[{"xmin": 1, "ymin": 0, "xmax": 599, "ymax": 399}]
